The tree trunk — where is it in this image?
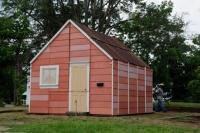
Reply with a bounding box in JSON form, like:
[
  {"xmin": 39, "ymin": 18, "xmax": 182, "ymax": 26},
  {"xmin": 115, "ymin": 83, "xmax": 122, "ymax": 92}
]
[
  {"xmin": 91, "ymin": 0, "xmax": 96, "ymax": 29},
  {"xmin": 14, "ymin": 47, "xmax": 21, "ymax": 105},
  {"xmin": 84, "ymin": 0, "xmax": 89, "ymax": 26},
  {"xmin": 14, "ymin": 82, "xmax": 17, "ymax": 104},
  {"xmin": 98, "ymin": 0, "xmax": 103, "ymax": 32},
  {"xmin": 76, "ymin": 0, "xmax": 81, "ymax": 22}
]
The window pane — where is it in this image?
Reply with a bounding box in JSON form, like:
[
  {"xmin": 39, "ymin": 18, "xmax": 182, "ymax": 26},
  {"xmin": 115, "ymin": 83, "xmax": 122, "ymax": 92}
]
[
  {"xmin": 42, "ymin": 69, "xmax": 49, "ymax": 84},
  {"xmin": 49, "ymin": 68, "xmax": 56, "ymax": 84},
  {"xmin": 40, "ymin": 66, "xmax": 58, "ymax": 86}
]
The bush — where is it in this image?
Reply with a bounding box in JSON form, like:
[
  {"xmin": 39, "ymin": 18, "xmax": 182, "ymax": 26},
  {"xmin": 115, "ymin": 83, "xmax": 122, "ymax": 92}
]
[
  {"xmin": 187, "ymin": 80, "xmax": 200, "ymax": 103},
  {"xmin": 0, "ymin": 98, "xmax": 5, "ymax": 107}
]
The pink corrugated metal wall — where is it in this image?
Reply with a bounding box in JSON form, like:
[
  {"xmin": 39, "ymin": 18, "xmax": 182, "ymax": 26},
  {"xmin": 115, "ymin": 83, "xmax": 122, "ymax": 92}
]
[{"xmin": 113, "ymin": 60, "xmax": 153, "ymax": 115}]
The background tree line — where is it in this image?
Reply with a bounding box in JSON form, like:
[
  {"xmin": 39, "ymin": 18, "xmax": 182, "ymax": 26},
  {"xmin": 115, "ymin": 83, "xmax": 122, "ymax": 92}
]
[{"xmin": 0, "ymin": 0, "xmax": 199, "ymax": 104}]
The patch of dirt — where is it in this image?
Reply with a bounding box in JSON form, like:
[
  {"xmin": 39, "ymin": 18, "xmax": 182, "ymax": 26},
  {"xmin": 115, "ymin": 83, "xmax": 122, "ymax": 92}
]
[
  {"xmin": 4, "ymin": 121, "xmax": 24, "ymax": 125},
  {"xmin": 168, "ymin": 115, "xmax": 200, "ymax": 124},
  {"xmin": 166, "ymin": 106, "xmax": 200, "ymax": 112},
  {"xmin": 0, "ymin": 126, "xmax": 9, "ymax": 132},
  {"xmin": 134, "ymin": 111, "xmax": 200, "ymax": 129},
  {"xmin": 0, "ymin": 106, "xmax": 27, "ymax": 114}
]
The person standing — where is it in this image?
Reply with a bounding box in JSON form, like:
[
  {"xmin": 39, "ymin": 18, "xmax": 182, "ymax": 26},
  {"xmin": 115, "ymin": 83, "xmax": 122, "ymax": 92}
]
[{"xmin": 155, "ymin": 83, "xmax": 167, "ymax": 112}]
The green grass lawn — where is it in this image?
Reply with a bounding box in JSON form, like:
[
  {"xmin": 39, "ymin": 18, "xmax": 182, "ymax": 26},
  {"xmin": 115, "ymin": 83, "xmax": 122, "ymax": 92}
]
[
  {"xmin": 4, "ymin": 116, "xmax": 200, "ymax": 133},
  {"xmin": 166, "ymin": 102, "xmax": 200, "ymax": 107},
  {"xmin": 1, "ymin": 105, "xmax": 200, "ymax": 133},
  {"xmin": 153, "ymin": 101, "xmax": 200, "ymax": 107}
]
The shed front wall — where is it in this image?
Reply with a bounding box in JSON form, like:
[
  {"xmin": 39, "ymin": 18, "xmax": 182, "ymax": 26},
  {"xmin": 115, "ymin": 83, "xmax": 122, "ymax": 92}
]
[
  {"xmin": 30, "ymin": 23, "xmax": 112, "ymax": 115},
  {"xmin": 113, "ymin": 60, "xmax": 153, "ymax": 115}
]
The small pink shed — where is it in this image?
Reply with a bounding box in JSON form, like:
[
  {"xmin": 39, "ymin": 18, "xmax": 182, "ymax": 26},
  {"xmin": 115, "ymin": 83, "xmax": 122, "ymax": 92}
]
[{"xmin": 29, "ymin": 20, "xmax": 153, "ymax": 115}]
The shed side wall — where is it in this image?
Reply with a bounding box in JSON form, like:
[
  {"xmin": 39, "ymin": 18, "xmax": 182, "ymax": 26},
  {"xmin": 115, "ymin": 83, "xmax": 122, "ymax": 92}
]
[{"xmin": 113, "ymin": 60, "xmax": 153, "ymax": 115}]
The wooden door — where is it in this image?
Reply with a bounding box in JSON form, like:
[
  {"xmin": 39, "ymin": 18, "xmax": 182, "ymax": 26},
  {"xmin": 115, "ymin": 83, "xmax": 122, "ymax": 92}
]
[{"xmin": 70, "ymin": 64, "xmax": 88, "ymax": 112}]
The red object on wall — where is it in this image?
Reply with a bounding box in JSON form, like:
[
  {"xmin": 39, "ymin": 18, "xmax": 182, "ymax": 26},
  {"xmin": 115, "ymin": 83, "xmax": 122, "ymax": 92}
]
[{"xmin": 29, "ymin": 20, "xmax": 153, "ymax": 115}]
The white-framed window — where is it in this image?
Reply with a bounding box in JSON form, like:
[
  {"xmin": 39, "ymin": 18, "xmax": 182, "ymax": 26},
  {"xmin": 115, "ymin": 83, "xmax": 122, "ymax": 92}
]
[{"xmin": 40, "ymin": 65, "xmax": 59, "ymax": 88}]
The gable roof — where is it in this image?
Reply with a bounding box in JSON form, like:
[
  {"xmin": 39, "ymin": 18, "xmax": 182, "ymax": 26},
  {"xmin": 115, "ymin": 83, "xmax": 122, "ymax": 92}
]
[{"xmin": 30, "ymin": 19, "xmax": 149, "ymax": 68}]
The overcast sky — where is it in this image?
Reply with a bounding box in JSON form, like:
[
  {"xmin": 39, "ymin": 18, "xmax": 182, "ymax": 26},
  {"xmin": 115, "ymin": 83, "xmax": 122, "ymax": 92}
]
[{"xmin": 145, "ymin": 0, "xmax": 200, "ymax": 36}]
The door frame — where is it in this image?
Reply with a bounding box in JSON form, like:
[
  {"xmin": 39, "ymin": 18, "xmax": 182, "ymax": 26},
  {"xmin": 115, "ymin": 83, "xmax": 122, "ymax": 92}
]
[{"xmin": 68, "ymin": 62, "xmax": 90, "ymax": 112}]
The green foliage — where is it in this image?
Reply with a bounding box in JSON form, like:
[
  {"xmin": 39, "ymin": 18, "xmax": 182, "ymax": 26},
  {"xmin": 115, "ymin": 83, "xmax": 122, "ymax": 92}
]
[
  {"xmin": 0, "ymin": 98, "xmax": 5, "ymax": 107},
  {"xmin": 192, "ymin": 34, "xmax": 200, "ymax": 46},
  {"xmin": 187, "ymin": 67, "xmax": 200, "ymax": 102},
  {"xmin": 17, "ymin": 84, "xmax": 27, "ymax": 105},
  {"xmin": 0, "ymin": 7, "xmax": 32, "ymax": 103},
  {"xmin": 0, "ymin": 17, "xmax": 15, "ymax": 103},
  {"xmin": 185, "ymin": 35, "xmax": 200, "ymax": 102},
  {"xmin": 0, "ymin": 66, "xmax": 14, "ymax": 104}
]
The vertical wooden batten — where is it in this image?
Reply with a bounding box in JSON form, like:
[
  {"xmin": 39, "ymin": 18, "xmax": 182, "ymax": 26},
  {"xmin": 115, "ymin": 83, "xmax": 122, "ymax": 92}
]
[
  {"xmin": 112, "ymin": 59, "xmax": 114, "ymax": 115},
  {"xmin": 137, "ymin": 66, "xmax": 138, "ymax": 113},
  {"xmin": 128, "ymin": 63, "xmax": 130, "ymax": 114},
  {"xmin": 89, "ymin": 41, "xmax": 92, "ymax": 113},
  {"xmin": 68, "ymin": 23, "xmax": 71, "ymax": 112},
  {"xmin": 29, "ymin": 65, "xmax": 32, "ymax": 113},
  {"xmin": 145, "ymin": 67, "xmax": 146, "ymax": 113},
  {"xmin": 118, "ymin": 60, "xmax": 119, "ymax": 115}
]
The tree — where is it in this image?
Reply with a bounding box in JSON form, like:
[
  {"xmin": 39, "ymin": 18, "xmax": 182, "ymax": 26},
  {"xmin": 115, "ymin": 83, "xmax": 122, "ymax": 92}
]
[
  {"xmin": 115, "ymin": 1, "xmax": 193, "ymax": 101},
  {"xmin": 0, "ymin": 17, "xmax": 14, "ymax": 103},
  {"xmin": 186, "ymin": 35, "xmax": 200, "ymax": 102},
  {"xmin": 2, "ymin": 0, "xmax": 138, "ymax": 45},
  {"xmin": 187, "ymin": 67, "xmax": 200, "ymax": 102},
  {"xmin": 0, "ymin": 11, "xmax": 32, "ymax": 104},
  {"xmin": 2, "ymin": 0, "xmax": 138, "ymax": 50}
]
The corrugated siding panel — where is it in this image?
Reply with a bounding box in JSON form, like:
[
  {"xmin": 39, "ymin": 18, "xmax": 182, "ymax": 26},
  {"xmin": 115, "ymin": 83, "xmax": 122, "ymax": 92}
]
[
  {"xmin": 48, "ymin": 108, "xmax": 68, "ymax": 114},
  {"xmin": 69, "ymin": 25, "xmax": 90, "ymax": 63},
  {"xmin": 89, "ymin": 33, "xmax": 112, "ymax": 115},
  {"xmin": 145, "ymin": 68, "xmax": 153, "ymax": 113},
  {"xmin": 129, "ymin": 64, "xmax": 137, "ymax": 114},
  {"xmin": 48, "ymin": 90, "xmax": 69, "ymax": 114},
  {"xmin": 118, "ymin": 61, "xmax": 128, "ymax": 114},
  {"xmin": 112, "ymin": 60, "xmax": 118, "ymax": 115}
]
